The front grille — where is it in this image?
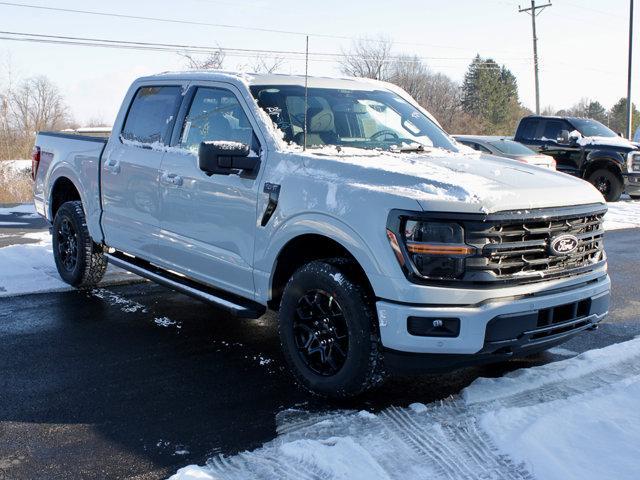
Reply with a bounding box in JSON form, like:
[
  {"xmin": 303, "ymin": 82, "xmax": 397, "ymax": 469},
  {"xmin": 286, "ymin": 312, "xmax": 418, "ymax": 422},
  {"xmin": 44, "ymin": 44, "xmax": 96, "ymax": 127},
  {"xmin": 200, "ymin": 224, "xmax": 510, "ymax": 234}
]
[{"xmin": 464, "ymin": 206, "xmax": 606, "ymax": 283}]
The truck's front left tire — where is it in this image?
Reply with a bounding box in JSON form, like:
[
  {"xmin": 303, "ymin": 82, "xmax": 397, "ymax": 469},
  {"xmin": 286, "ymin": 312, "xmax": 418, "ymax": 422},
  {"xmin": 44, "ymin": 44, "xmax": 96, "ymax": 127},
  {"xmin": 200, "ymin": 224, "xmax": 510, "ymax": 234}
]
[
  {"xmin": 587, "ymin": 169, "xmax": 623, "ymax": 202},
  {"xmin": 278, "ymin": 260, "xmax": 385, "ymax": 398},
  {"xmin": 52, "ymin": 201, "xmax": 107, "ymax": 288}
]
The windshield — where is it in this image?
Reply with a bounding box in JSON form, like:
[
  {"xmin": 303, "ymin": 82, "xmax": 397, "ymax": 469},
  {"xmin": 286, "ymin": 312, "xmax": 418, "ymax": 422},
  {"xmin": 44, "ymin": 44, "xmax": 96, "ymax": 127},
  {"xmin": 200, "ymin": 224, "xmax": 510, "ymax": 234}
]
[
  {"xmin": 250, "ymin": 85, "xmax": 458, "ymax": 152},
  {"xmin": 571, "ymin": 118, "xmax": 617, "ymax": 138},
  {"xmin": 488, "ymin": 139, "xmax": 535, "ymax": 155}
]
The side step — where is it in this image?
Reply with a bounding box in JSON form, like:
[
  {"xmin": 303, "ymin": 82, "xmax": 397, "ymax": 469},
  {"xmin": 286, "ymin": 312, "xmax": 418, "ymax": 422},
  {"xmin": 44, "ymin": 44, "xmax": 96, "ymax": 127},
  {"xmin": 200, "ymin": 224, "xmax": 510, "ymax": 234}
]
[{"xmin": 105, "ymin": 252, "xmax": 266, "ymax": 319}]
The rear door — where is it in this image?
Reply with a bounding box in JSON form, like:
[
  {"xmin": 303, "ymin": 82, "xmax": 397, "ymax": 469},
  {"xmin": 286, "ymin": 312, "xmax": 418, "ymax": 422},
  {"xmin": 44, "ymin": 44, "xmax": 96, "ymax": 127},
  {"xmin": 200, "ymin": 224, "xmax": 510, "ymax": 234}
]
[
  {"xmin": 156, "ymin": 84, "xmax": 265, "ymax": 299},
  {"xmin": 101, "ymin": 85, "xmax": 182, "ymax": 260}
]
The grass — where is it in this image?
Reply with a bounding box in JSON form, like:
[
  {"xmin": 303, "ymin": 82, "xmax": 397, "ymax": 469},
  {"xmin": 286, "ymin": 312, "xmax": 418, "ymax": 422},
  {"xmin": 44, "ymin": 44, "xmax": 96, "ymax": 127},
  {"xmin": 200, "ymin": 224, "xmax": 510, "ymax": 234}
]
[{"xmin": 0, "ymin": 160, "xmax": 33, "ymax": 203}]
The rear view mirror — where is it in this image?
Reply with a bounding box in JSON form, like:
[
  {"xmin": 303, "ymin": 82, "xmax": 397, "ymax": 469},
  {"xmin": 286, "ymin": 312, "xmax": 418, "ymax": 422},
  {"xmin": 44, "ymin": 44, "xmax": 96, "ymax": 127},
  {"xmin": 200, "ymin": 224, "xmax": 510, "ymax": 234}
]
[{"xmin": 198, "ymin": 141, "xmax": 259, "ymax": 175}]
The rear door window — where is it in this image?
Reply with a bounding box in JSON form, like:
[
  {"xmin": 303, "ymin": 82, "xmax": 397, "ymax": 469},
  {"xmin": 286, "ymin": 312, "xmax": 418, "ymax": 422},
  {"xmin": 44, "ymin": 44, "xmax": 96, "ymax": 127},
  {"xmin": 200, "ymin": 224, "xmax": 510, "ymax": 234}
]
[{"xmin": 121, "ymin": 86, "xmax": 182, "ymax": 145}]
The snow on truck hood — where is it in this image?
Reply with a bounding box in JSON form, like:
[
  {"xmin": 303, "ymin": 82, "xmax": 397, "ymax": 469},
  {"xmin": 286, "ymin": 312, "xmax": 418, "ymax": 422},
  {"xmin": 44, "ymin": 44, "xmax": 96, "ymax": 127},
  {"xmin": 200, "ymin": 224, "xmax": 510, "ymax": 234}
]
[{"xmin": 296, "ymin": 146, "xmax": 604, "ymax": 214}]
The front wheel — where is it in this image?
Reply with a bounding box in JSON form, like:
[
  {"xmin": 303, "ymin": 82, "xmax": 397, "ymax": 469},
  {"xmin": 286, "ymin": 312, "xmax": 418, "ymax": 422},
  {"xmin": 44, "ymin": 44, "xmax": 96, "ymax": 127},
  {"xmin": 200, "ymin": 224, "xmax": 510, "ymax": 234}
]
[
  {"xmin": 587, "ymin": 169, "xmax": 623, "ymax": 202},
  {"xmin": 278, "ymin": 260, "xmax": 385, "ymax": 398},
  {"xmin": 52, "ymin": 201, "xmax": 107, "ymax": 288}
]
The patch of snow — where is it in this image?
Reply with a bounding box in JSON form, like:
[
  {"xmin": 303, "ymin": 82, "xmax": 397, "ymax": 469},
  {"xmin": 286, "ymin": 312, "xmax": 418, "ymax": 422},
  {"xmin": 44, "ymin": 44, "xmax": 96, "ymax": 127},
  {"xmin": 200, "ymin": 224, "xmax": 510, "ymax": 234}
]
[
  {"xmin": 547, "ymin": 346, "xmax": 577, "ymax": 357},
  {"xmin": 154, "ymin": 316, "xmax": 181, "ymax": 328},
  {"xmin": 90, "ymin": 288, "xmax": 147, "ymax": 313},
  {"xmin": 604, "ymin": 198, "xmax": 640, "ymax": 230},
  {"xmin": 0, "ymin": 233, "xmax": 138, "ymax": 297},
  {"xmin": 0, "ymin": 203, "xmax": 38, "ymax": 217},
  {"xmin": 169, "ymin": 337, "xmax": 640, "ymax": 480}
]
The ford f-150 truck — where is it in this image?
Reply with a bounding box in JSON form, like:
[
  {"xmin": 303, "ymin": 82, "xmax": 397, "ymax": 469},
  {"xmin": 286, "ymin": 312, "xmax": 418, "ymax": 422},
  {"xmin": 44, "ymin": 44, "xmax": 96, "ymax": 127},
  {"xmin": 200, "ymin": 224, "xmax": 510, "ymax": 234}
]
[
  {"xmin": 32, "ymin": 72, "xmax": 610, "ymax": 397},
  {"xmin": 514, "ymin": 115, "xmax": 640, "ymax": 202}
]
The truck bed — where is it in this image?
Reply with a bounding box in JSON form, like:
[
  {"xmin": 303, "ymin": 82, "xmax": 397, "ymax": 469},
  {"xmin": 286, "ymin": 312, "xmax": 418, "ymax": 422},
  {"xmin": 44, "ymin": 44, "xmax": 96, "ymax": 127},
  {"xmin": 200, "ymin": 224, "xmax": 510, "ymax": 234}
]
[{"xmin": 33, "ymin": 131, "xmax": 109, "ymax": 242}]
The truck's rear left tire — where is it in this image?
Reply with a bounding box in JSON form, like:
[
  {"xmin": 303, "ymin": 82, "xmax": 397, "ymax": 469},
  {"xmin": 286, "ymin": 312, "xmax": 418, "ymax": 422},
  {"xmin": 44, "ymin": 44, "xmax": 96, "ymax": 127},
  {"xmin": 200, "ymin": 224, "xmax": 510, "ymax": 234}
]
[
  {"xmin": 278, "ymin": 260, "xmax": 385, "ymax": 398},
  {"xmin": 587, "ymin": 169, "xmax": 623, "ymax": 202},
  {"xmin": 52, "ymin": 201, "xmax": 107, "ymax": 288}
]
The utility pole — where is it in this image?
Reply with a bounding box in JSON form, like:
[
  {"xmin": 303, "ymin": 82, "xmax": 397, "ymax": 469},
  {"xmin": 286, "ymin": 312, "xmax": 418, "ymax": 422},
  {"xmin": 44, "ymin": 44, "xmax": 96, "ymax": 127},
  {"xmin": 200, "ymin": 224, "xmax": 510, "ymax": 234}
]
[
  {"xmin": 519, "ymin": 1, "xmax": 552, "ymax": 114},
  {"xmin": 626, "ymin": 0, "xmax": 634, "ymax": 139}
]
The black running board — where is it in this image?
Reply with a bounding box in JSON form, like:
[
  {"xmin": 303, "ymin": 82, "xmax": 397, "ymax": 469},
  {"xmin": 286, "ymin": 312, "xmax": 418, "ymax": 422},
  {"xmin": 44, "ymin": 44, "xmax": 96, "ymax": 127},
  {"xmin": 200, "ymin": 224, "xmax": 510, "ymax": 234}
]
[{"xmin": 105, "ymin": 252, "xmax": 266, "ymax": 319}]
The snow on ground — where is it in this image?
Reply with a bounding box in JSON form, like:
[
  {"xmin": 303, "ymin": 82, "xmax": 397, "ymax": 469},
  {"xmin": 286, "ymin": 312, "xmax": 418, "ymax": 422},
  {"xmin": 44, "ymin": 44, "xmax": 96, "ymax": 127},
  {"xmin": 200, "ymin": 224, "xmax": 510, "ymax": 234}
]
[
  {"xmin": 603, "ymin": 197, "xmax": 640, "ymax": 230},
  {"xmin": 170, "ymin": 337, "xmax": 640, "ymax": 480},
  {"xmin": 0, "ymin": 230, "xmax": 138, "ymax": 297}
]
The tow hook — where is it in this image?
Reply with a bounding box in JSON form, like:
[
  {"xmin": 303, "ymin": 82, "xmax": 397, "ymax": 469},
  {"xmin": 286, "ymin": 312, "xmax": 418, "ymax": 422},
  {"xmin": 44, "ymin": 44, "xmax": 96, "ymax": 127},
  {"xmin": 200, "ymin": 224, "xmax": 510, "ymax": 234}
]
[{"xmin": 587, "ymin": 324, "xmax": 599, "ymax": 331}]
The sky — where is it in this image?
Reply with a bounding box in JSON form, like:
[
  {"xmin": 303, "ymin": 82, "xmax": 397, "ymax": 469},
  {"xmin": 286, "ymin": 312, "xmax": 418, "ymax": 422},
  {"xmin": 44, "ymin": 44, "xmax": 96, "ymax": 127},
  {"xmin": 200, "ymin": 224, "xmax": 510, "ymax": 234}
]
[{"xmin": 0, "ymin": 0, "xmax": 636, "ymax": 125}]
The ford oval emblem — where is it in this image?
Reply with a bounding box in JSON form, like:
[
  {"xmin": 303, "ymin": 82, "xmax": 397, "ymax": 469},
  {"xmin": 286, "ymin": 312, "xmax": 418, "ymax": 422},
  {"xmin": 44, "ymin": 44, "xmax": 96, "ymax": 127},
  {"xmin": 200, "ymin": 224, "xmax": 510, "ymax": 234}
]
[{"xmin": 550, "ymin": 234, "xmax": 579, "ymax": 256}]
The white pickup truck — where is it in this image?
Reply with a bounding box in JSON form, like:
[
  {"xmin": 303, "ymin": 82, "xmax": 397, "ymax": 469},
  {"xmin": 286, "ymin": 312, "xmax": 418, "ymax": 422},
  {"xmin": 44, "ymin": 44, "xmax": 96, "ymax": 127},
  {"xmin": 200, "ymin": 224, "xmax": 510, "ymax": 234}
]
[{"xmin": 32, "ymin": 72, "xmax": 610, "ymax": 397}]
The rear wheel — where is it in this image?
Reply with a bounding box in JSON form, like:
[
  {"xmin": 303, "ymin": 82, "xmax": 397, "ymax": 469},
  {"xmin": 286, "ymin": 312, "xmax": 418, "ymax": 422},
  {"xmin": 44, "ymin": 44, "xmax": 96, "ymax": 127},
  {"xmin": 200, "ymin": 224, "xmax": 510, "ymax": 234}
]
[
  {"xmin": 587, "ymin": 169, "xmax": 623, "ymax": 202},
  {"xmin": 278, "ymin": 260, "xmax": 385, "ymax": 398},
  {"xmin": 52, "ymin": 201, "xmax": 107, "ymax": 288}
]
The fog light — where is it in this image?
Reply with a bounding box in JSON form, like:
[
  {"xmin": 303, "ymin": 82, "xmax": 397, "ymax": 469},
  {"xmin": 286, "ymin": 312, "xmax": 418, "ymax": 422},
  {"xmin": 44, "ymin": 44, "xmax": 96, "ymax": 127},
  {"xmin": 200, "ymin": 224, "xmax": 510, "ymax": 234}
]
[{"xmin": 407, "ymin": 316, "xmax": 460, "ymax": 337}]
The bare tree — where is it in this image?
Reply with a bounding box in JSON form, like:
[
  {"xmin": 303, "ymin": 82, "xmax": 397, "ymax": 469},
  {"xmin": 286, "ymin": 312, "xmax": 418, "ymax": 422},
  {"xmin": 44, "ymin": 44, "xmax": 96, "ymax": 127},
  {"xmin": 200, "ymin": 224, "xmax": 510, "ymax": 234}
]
[
  {"xmin": 250, "ymin": 54, "xmax": 286, "ymax": 74},
  {"xmin": 0, "ymin": 75, "xmax": 72, "ymax": 159},
  {"xmin": 339, "ymin": 35, "xmax": 393, "ymax": 80},
  {"xmin": 180, "ymin": 49, "xmax": 225, "ymax": 70},
  {"xmin": 390, "ymin": 55, "xmax": 429, "ymax": 101}
]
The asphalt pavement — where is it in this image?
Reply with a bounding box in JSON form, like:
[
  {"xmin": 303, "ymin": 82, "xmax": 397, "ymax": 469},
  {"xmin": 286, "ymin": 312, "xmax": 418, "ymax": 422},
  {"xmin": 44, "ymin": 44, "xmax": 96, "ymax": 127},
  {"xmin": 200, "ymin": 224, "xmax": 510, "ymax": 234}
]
[{"xmin": 0, "ymin": 209, "xmax": 638, "ymax": 480}]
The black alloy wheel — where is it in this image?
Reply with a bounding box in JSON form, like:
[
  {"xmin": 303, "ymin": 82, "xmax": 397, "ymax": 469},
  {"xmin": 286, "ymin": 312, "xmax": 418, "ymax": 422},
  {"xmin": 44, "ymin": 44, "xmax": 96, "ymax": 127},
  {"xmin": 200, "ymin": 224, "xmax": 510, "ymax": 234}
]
[
  {"xmin": 56, "ymin": 217, "xmax": 79, "ymax": 272},
  {"xmin": 293, "ymin": 290, "xmax": 349, "ymax": 376}
]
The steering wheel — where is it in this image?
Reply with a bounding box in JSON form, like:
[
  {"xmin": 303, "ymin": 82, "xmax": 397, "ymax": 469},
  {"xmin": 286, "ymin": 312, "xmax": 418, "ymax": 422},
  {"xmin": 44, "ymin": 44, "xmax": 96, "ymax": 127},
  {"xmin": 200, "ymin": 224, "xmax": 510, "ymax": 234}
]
[{"xmin": 370, "ymin": 129, "xmax": 400, "ymax": 141}]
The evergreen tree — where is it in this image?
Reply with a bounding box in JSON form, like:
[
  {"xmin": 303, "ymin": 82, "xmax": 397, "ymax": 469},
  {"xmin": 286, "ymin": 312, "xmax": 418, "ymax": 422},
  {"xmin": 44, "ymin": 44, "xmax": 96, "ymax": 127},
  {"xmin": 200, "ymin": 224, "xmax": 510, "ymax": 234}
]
[
  {"xmin": 608, "ymin": 98, "xmax": 640, "ymax": 136},
  {"xmin": 461, "ymin": 55, "xmax": 522, "ymax": 134}
]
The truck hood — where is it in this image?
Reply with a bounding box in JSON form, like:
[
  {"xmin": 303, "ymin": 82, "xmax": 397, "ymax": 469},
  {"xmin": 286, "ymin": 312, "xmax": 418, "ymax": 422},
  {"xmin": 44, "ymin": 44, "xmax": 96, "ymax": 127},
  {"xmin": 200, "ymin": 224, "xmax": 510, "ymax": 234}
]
[{"xmin": 297, "ymin": 147, "xmax": 605, "ymax": 214}]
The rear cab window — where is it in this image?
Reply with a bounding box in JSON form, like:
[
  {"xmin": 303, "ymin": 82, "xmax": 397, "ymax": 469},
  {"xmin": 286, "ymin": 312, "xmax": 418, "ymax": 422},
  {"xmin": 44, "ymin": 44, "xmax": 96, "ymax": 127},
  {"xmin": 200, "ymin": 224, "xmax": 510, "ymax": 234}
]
[{"xmin": 121, "ymin": 86, "xmax": 183, "ymax": 146}]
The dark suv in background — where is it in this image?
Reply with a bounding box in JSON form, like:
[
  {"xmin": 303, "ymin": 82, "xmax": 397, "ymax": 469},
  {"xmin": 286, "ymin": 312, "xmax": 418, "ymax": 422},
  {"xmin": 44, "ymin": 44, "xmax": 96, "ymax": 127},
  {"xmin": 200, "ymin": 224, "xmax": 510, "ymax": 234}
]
[{"xmin": 514, "ymin": 115, "xmax": 640, "ymax": 201}]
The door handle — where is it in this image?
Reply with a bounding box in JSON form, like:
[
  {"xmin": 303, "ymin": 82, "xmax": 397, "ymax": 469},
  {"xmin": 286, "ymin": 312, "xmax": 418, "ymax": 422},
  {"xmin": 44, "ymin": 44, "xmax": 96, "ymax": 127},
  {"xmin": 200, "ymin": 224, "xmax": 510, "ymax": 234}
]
[
  {"xmin": 160, "ymin": 172, "xmax": 183, "ymax": 187},
  {"xmin": 104, "ymin": 159, "xmax": 120, "ymax": 174}
]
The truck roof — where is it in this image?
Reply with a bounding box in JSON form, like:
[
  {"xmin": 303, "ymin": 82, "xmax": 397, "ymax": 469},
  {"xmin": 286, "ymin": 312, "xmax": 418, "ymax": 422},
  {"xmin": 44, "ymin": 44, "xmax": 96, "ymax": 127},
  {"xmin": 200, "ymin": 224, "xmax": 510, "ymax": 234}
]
[
  {"xmin": 520, "ymin": 114, "xmax": 591, "ymax": 123},
  {"xmin": 137, "ymin": 70, "xmax": 385, "ymax": 91}
]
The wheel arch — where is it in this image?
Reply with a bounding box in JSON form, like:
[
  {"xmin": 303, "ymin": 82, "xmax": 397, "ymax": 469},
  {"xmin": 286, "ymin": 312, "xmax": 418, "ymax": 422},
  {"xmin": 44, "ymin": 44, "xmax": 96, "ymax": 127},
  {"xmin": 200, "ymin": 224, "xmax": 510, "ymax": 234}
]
[
  {"xmin": 268, "ymin": 233, "xmax": 377, "ymax": 310},
  {"xmin": 583, "ymin": 157, "xmax": 624, "ymax": 182}
]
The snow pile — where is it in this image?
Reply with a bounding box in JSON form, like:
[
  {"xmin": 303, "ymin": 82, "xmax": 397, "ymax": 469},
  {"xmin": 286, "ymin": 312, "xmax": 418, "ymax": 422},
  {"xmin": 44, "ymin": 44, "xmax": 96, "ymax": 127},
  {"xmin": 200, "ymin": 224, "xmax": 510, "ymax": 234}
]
[
  {"xmin": 0, "ymin": 230, "xmax": 138, "ymax": 297},
  {"xmin": 604, "ymin": 197, "xmax": 640, "ymax": 230},
  {"xmin": 170, "ymin": 337, "xmax": 640, "ymax": 480}
]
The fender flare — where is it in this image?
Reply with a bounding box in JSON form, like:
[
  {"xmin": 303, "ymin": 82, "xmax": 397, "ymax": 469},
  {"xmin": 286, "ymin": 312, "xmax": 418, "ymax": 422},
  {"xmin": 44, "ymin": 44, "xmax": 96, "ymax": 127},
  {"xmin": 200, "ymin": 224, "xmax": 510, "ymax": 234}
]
[{"xmin": 256, "ymin": 212, "xmax": 391, "ymax": 300}]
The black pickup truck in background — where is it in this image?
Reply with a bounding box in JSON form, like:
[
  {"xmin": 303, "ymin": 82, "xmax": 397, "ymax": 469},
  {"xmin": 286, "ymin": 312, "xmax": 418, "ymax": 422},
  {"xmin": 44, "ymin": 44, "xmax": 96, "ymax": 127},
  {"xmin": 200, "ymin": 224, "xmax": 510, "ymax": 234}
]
[{"xmin": 514, "ymin": 115, "xmax": 640, "ymax": 202}]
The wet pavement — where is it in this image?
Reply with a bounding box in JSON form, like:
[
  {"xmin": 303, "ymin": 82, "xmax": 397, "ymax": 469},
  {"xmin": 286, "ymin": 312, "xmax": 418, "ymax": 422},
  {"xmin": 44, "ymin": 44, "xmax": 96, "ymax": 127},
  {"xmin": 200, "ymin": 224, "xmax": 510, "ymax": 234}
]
[{"xmin": 0, "ymin": 222, "xmax": 638, "ymax": 479}]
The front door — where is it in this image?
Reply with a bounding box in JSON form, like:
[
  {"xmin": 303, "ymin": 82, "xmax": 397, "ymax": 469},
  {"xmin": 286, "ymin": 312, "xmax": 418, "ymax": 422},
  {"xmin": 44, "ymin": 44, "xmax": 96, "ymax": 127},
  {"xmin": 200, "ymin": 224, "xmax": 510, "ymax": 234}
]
[
  {"xmin": 538, "ymin": 119, "xmax": 584, "ymax": 176},
  {"xmin": 101, "ymin": 85, "xmax": 182, "ymax": 261},
  {"xmin": 156, "ymin": 84, "xmax": 264, "ymax": 299}
]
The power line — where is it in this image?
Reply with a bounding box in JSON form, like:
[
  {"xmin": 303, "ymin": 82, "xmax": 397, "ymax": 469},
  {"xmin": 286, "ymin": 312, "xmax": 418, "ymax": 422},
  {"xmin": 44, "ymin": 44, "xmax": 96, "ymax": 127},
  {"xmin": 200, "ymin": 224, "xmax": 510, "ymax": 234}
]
[
  {"xmin": 0, "ymin": 0, "xmax": 532, "ymax": 54},
  {"xmin": 0, "ymin": 30, "xmax": 529, "ymax": 68}
]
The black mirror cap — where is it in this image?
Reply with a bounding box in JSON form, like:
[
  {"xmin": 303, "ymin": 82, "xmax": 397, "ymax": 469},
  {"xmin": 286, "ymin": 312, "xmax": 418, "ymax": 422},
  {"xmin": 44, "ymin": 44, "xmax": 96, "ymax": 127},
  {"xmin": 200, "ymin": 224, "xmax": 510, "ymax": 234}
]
[{"xmin": 198, "ymin": 141, "xmax": 254, "ymax": 175}]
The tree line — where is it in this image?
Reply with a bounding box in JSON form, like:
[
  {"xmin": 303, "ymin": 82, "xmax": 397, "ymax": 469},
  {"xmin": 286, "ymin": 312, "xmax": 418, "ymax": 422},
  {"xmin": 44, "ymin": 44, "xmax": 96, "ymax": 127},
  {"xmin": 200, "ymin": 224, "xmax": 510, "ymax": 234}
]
[{"xmin": 339, "ymin": 36, "xmax": 639, "ymax": 137}]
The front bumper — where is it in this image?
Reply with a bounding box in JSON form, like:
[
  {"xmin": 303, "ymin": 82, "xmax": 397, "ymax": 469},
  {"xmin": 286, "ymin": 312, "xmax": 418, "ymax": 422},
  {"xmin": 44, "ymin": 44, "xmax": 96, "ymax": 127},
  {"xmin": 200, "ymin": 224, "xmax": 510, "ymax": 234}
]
[
  {"xmin": 623, "ymin": 172, "xmax": 640, "ymax": 195},
  {"xmin": 377, "ymin": 273, "xmax": 610, "ymax": 371}
]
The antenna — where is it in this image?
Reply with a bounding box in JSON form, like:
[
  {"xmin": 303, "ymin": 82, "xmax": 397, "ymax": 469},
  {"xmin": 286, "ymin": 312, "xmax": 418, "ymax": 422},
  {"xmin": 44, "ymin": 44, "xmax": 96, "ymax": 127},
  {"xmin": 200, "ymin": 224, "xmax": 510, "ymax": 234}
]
[{"xmin": 303, "ymin": 35, "xmax": 309, "ymax": 151}]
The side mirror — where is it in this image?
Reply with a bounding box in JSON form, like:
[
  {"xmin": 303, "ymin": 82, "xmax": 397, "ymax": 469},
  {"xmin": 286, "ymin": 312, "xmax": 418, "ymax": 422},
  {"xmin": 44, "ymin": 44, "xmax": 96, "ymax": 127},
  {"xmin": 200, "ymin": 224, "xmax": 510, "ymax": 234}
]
[
  {"xmin": 198, "ymin": 141, "xmax": 259, "ymax": 176},
  {"xmin": 557, "ymin": 130, "xmax": 570, "ymax": 144}
]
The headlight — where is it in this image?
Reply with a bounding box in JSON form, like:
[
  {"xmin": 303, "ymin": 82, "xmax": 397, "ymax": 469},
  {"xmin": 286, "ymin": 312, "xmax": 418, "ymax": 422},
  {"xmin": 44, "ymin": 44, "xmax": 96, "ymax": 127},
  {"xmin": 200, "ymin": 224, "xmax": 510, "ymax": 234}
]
[
  {"xmin": 387, "ymin": 218, "xmax": 475, "ymax": 280},
  {"xmin": 627, "ymin": 152, "xmax": 640, "ymax": 172}
]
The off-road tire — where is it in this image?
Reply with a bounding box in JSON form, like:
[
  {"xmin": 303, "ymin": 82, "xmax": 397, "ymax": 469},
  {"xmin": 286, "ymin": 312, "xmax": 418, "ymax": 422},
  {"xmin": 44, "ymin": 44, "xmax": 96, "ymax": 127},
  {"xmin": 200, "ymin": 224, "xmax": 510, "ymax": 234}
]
[
  {"xmin": 587, "ymin": 168, "xmax": 623, "ymax": 202},
  {"xmin": 279, "ymin": 259, "xmax": 385, "ymax": 398},
  {"xmin": 52, "ymin": 200, "xmax": 107, "ymax": 288}
]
